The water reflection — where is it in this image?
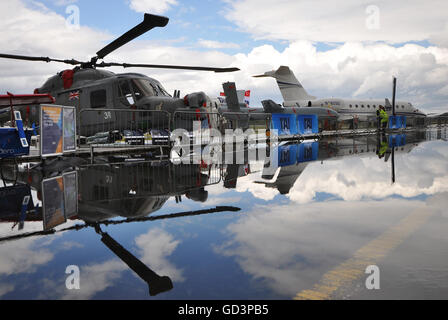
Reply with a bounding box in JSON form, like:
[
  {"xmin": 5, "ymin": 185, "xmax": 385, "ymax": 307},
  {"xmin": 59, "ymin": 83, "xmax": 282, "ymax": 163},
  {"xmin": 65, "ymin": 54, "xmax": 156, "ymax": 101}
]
[{"xmin": 0, "ymin": 127, "xmax": 447, "ymax": 299}]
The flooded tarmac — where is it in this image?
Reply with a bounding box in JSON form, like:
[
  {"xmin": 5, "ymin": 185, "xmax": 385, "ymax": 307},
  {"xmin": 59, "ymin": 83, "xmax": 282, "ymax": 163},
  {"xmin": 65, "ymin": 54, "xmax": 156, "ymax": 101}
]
[{"xmin": 0, "ymin": 128, "xmax": 447, "ymax": 300}]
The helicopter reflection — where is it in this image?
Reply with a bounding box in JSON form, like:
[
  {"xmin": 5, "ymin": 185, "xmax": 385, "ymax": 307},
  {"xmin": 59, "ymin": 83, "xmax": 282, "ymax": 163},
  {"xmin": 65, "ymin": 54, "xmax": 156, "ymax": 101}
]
[{"xmin": 0, "ymin": 159, "xmax": 238, "ymax": 297}]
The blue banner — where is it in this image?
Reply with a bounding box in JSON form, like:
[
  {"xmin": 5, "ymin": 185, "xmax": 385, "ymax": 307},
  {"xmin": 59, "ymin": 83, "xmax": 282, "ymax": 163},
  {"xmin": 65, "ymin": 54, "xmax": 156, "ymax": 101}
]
[
  {"xmin": 389, "ymin": 116, "xmax": 406, "ymax": 129},
  {"xmin": 271, "ymin": 114, "xmax": 298, "ymax": 135},
  {"xmin": 278, "ymin": 144, "xmax": 298, "ymax": 167},
  {"xmin": 297, "ymin": 115, "xmax": 319, "ymax": 134},
  {"xmin": 389, "ymin": 134, "xmax": 406, "ymax": 148},
  {"xmin": 298, "ymin": 142, "xmax": 319, "ymax": 162}
]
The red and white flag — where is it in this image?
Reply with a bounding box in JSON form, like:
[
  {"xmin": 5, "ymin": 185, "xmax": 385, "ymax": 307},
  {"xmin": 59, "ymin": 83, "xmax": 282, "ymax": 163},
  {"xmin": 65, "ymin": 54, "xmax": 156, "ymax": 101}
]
[
  {"xmin": 69, "ymin": 91, "xmax": 80, "ymax": 100},
  {"xmin": 244, "ymin": 90, "xmax": 250, "ymax": 106}
]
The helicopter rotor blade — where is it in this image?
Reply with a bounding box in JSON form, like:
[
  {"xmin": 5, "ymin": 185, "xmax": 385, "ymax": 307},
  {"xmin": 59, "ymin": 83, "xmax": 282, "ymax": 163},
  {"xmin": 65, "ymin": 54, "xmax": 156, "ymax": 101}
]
[
  {"xmin": 95, "ymin": 13, "xmax": 169, "ymax": 60},
  {"xmin": 0, "ymin": 53, "xmax": 82, "ymax": 65},
  {"xmin": 97, "ymin": 61, "xmax": 239, "ymax": 73}
]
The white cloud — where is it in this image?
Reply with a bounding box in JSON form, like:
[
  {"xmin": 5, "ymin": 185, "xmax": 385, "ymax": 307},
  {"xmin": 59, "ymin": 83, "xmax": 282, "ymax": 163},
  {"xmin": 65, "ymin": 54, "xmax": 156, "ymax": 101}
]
[
  {"xmin": 198, "ymin": 39, "xmax": 240, "ymax": 49},
  {"xmin": 223, "ymin": 0, "xmax": 448, "ymax": 46},
  {"xmin": 0, "ymin": 223, "xmax": 54, "ymax": 276},
  {"xmin": 129, "ymin": 0, "xmax": 178, "ymax": 14},
  {"xmin": 135, "ymin": 227, "xmax": 184, "ymax": 282}
]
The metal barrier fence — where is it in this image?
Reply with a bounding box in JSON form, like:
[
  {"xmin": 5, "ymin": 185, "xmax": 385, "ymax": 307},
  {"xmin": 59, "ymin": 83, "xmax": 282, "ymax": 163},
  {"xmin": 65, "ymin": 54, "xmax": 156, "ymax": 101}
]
[
  {"xmin": 426, "ymin": 116, "xmax": 448, "ymax": 127},
  {"xmin": 78, "ymin": 161, "xmax": 222, "ymax": 203},
  {"xmin": 78, "ymin": 109, "xmax": 171, "ymax": 147}
]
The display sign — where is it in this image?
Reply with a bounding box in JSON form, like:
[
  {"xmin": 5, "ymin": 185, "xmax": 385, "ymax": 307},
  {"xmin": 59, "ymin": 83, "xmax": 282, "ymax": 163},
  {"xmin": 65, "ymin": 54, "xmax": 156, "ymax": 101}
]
[
  {"xmin": 41, "ymin": 171, "xmax": 79, "ymax": 230},
  {"xmin": 42, "ymin": 176, "xmax": 66, "ymax": 230},
  {"xmin": 63, "ymin": 171, "xmax": 78, "ymax": 218},
  {"xmin": 40, "ymin": 105, "xmax": 77, "ymax": 157},
  {"xmin": 63, "ymin": 107, "xmax": 76, "ymax": 152},
  {"xmin": 40, "ymin": 105, "xmax": 63, "ymax": 157}
]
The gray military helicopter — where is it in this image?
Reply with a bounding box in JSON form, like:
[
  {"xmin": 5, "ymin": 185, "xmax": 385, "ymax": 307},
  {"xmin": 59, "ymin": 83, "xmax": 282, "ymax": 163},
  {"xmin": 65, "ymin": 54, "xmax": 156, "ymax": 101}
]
[{"xmin": 0, "ymin": 13, "xmax": 239, "ymax": 135}]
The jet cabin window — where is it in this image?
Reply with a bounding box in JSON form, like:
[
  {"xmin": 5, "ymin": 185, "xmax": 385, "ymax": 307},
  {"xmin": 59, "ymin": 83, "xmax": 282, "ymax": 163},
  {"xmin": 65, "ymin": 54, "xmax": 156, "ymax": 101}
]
[{"xmin": 90, "ymin": 89, "xmax": 107, "ymax": 108}]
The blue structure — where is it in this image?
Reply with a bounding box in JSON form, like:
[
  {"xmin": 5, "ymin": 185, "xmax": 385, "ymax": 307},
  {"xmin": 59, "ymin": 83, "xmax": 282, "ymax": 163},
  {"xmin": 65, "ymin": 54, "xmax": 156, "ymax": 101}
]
[
  {"xmin": 389, "ymin": 116, "xmax": 406, "ymax": 129},
  {"xmin": 0, "ymin": 112, "xmax": 34, "ymax": 159}
]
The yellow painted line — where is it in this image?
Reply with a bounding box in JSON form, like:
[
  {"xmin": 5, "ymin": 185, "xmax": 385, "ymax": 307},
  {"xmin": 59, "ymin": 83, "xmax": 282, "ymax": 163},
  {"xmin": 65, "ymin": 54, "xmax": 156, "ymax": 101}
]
[{"xmin": 294, "ymin": 207, "xmax": 433, "ymax": 300}]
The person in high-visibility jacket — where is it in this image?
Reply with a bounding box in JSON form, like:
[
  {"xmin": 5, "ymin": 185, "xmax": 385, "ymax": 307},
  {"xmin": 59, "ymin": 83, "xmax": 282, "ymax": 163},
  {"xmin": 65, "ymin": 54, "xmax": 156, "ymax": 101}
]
[{"xmin": 379, "ymin": 106, "xmax": 389, "ymax": 130}]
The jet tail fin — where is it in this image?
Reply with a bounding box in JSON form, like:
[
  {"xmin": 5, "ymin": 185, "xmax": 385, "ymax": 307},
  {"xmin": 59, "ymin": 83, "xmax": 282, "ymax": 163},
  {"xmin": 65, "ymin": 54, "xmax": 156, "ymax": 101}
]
[
  {"xmin": 253, "ymin": 66, "xmax": 316, "ymax": 102},
  {"xmin": 222, "ymin": 82, "xmax": 241, "ymax": 112}
]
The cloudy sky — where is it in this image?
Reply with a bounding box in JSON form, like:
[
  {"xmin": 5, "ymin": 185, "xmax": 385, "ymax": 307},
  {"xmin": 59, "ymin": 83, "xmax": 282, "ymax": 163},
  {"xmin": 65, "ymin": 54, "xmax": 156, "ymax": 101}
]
[{"xmin": 1, "ymin": 0, "xmax": 448, "ymax": 113}]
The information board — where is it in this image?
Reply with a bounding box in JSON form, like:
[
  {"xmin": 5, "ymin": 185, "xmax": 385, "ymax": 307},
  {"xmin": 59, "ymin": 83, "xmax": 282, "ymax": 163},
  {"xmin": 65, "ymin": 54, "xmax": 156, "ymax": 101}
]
[
  {"xmin": 63, "ymin": 107, "xmax": 76, "ymax": 152},
  {"xmin": 40, "ymin": 105, "xmax": 77, "ymax": 157},
  {"xmin": 63, "ymin": 171, "xmax": 78, "ymax": 218},
  {"xmin": 40, "ymin": 105, "xmax": 63, "ymax": 157},
  {"xmin": 42, "ymin": 176, "xmax": 66, "ymax": 231}
]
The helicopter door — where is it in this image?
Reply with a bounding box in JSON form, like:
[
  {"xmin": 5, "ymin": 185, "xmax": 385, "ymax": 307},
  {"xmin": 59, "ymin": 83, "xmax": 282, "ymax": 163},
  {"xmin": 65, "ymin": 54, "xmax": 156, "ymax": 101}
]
[{"xmin": 82, "ymin": 88, "xmax": 116, "ymax": 137}]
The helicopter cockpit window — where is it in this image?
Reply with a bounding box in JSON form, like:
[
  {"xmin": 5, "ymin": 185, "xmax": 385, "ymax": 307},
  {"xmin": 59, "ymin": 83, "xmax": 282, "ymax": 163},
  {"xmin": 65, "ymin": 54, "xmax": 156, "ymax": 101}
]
[
  {"xmin": 119, "ymin": 81, "xmax": 134, "ymax": 105},
  {"xmin": 90, "ymin": 89, "xmax": 107, "ymax": 108},
  {"xmin": 157, "ymin": 84, "xmax": 171, "ymax": 97},
  {"xmin": 131, "ymin": 79, "xmax": 156, "ymax": 100}
]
